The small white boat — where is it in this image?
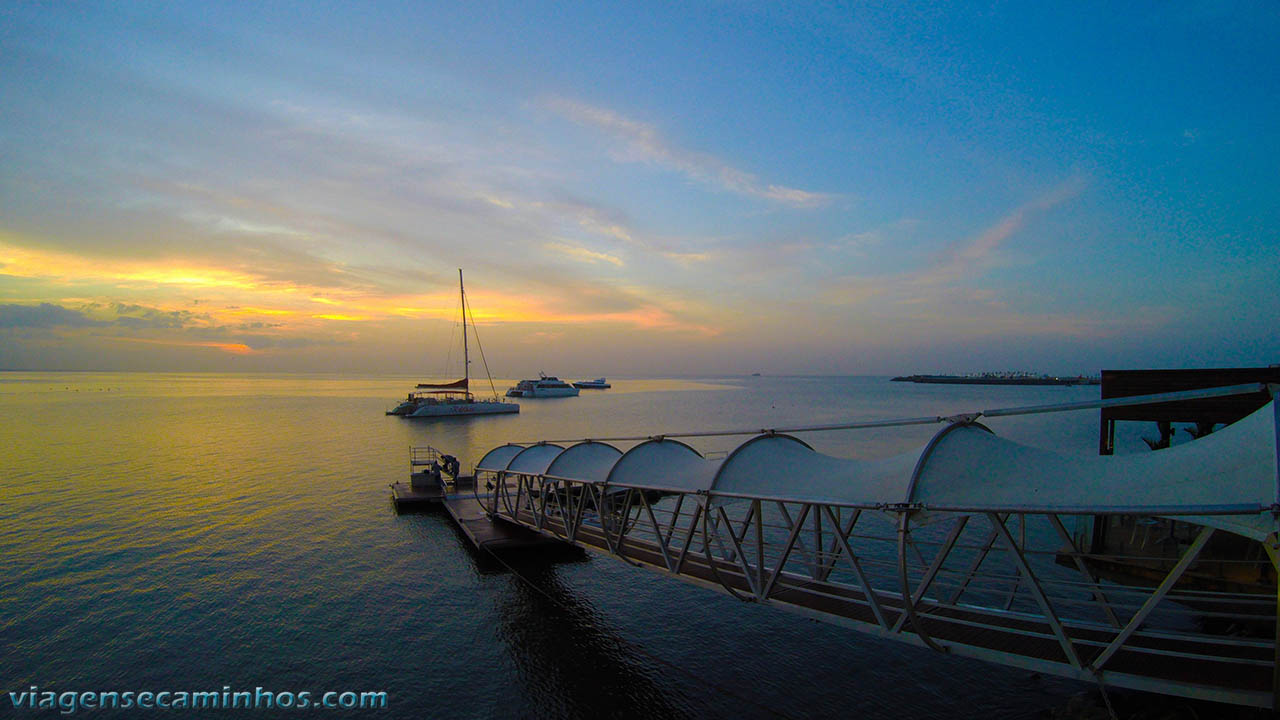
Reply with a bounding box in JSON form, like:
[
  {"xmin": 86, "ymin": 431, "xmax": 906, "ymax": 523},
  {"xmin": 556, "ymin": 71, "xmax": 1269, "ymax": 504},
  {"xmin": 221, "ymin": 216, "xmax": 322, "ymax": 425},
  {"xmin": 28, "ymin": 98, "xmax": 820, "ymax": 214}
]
[
  {"xmin": 573, "ymin": 377, "xmax": 611, "ymax": 389},
  {"xmin": 506, "ymin": 373, "xmax": 580, "ymax": 398}
]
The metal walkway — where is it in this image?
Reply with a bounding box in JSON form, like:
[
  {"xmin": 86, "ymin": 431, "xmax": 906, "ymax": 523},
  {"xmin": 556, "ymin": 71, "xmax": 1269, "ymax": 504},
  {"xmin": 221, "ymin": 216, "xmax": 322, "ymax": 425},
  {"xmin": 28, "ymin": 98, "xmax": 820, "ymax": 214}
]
[{"xmin": 468, "ymin": 384, "xmax": 1280, "ymax": 709}]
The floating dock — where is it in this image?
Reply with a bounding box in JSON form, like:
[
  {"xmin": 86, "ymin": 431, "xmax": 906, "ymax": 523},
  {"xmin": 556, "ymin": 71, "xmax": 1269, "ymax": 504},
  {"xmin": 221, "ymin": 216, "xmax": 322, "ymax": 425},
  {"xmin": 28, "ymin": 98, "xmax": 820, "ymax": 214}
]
[
  {"xmin": 390, "ymin": 477, "xmax": 449, "ymax": 511},
  {"xmin": 390, "ymin": 446, "xmax": 455, "ymax": 511},
  {"xmin": 393, "ymin": 446, "xmax": 568, "ymax": 554}
]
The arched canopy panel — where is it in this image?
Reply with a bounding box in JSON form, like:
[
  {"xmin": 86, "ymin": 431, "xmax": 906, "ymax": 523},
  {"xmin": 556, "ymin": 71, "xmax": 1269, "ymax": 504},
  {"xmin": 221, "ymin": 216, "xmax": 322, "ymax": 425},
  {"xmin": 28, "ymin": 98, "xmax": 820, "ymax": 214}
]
[
  {"xmin": 476, "ymin": 444, "xmax": 525, "ymax": 473},
  {"xmin": 710, "ymin": 433, "xmax": 920, "ymax": 507},
  {"xmin": 505, "ymin": 443, "xmax": 565, "ymax": 476},
  {"xmin": 912, "ymin": 400, "xmax": 1278, "ymax": 540},
  {"xmin": 606, "ymin": 439, "xmax": 721, "ymax": 493},
  {"xmin": 544, "ymin": 441, "xmax": 623, "ymax": 484},
  {"xmin": 479, "ymin": 401, "xmax": 1278, "ymax": 540}
]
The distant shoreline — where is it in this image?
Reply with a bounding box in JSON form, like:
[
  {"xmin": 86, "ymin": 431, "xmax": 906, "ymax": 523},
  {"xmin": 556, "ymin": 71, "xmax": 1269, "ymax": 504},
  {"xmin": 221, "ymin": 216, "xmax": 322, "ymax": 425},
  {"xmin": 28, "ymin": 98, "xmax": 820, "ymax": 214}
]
[{"xmin": 890, "ymin": 374, "xmax": 1100, "ymax": 386}]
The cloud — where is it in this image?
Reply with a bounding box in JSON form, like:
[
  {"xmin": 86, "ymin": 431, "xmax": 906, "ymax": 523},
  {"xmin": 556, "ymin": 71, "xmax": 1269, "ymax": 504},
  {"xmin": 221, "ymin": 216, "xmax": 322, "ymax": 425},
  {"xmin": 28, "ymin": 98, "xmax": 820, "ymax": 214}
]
[
  {"xmin": 0, "ymin": 303, "xmax": 105, "ymax": 328},
  {"xmin": 234, "ymin": 321, "xmax": 285, "ymax": 330},
  {"xmin": 0, "ymin": 232, "xmax": 445, "ymax": 312},
  {"xmin": 543, "ymin": 96, "xmax": 833, "ymax": 209},
  {"xmin": 179, "ymin": 210, "xmax": 307, "ymax": 239},
  {"xmin": 107, "ymin": 337, "xmax": 256, "ymax": 355},
  {"xmin": 229, "ymin": 334, "xmax": 339, "ymax": 351},
  {"xmin": 545, "ymin": 242, "xmax": 624, "ymax": 267},
  {"xmin": 824, "ymin": 176, "xmax": 1093, "ymax": 334},
  {"xmin": 661, "ymin": 250, "xmax": 713, "ymax": 266},
  {"xmin": 111, "ymin": 303, "xmax": 203, "ymax": 329},
  {"xmin": 920, "ymin": 175, "xmax": 1088, "ymax": 286},
  {"xmin": 481, "ymin": 190, "xmax": 638, "ymax": 245},
  {"xmin": 576, "ymin": 216, "xmax": 633, "ymax": 243},
  {"xmin": 0, "ymin": 299, "xmax": 349, "ymax": 357}
]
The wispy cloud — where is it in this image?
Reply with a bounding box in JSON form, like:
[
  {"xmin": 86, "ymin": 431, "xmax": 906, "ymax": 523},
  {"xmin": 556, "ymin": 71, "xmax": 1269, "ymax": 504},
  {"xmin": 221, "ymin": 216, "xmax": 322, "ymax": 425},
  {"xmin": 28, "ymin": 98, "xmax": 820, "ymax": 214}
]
[
  {"xmin": 108, "ymin": 336, "xmax": 256, "ymax": 354},
  {"xmin": 179, "ymin": 211, "xmax": 307, "ymax": 239},
  {"xmin": 661, "ymin": 250, "xmax": 713, "ymax": 266},
  {"xmin": 925, "ymin": 174, "xmax": 1087, "ymax": 284},
  {"xmin": 545, "ymin": 241, "xmax": 624, "ymax": 267},
  {"xmin": 824, "ymin": 176, "xmax": 1095, "ymax": 335},
  {"xmin": 543, "ymin": 96, "xmax": 833, "ymax": 209}
]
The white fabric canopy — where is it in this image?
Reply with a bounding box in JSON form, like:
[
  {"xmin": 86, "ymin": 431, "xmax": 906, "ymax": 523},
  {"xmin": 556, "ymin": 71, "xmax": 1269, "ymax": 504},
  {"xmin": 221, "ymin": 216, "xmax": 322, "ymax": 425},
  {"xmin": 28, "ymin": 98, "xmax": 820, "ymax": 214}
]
[
  {"xmin": 475, "ymin": 444, "xmax": 526, "ymax": 472},
  {"xmin": 913, "ymin": 400, "xmax": 1277, "ymax": 539},
  {"xmin": 474, "ymin": 400, "xmax": 1278, "ymax": 540},
  {"xmin": 605, "ymin": 439, "xmax": 722, "ymax": 493},
  {"xmin": 709, "ymin": 433, "xmax": 921, "ymax": 506},
  {"xmin": 544, "ymin": 441, "xmax": 622, "ymax": 483},
  {"xmin": 505, "ymin": 443, "xmax": 565, "ymax": 476}
]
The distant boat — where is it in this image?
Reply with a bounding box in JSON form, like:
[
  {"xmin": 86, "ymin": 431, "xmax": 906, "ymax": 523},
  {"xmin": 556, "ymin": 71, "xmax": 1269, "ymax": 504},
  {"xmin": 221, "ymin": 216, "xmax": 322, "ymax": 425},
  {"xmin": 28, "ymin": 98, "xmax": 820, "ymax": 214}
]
[
  {"xmin": 573, "ymin": 377, "xmax": 611, "ymax": 389},
  {"xmin": 506, "ymin": 373, "xmax": 579, "ymax": 398},
  {"xmin": 387, "ymin": 270, "xmax": 519, "ymax": 418}
]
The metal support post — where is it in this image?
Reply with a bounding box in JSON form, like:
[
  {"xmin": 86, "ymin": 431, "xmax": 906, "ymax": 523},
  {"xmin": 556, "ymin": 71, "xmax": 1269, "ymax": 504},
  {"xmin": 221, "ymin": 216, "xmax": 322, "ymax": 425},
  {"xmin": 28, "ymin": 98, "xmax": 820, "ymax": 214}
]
[
  {"xmin": 989, "ymin": 513, "xmax": 1082, "ymax": 669},
  {"xmin": 1048, "ymin": 513, "xmax": 1120, "ymax": 628},
  {"xmin": 821, "ymin": 505, "xmax": 887, "ymax": 628},
  {"xmin": 892, "ymin": 515, "xmax": 968, "ymax": 633},
  {"xmin": 1089, "ymin": 524, "xmax": 1214, "ymax": 672},
  {"xmin": 762, "ymin": 504, "xmax": 812, "ymax": 600}
]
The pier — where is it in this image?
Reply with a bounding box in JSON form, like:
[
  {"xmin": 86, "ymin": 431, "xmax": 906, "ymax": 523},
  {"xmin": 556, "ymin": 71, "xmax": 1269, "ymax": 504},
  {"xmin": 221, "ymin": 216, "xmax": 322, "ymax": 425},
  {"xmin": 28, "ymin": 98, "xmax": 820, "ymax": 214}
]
[{"xmin": 459, "ymin": 383, "xmax": 1280, "ymax": 709}]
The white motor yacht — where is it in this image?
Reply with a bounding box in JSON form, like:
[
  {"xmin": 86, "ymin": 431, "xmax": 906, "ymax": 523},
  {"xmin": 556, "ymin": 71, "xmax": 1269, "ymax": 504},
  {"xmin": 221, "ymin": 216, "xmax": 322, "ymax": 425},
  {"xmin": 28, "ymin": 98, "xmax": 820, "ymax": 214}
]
[{"xmin": 506, "ymin": 374, "xmax": 580, "ymax": 398}]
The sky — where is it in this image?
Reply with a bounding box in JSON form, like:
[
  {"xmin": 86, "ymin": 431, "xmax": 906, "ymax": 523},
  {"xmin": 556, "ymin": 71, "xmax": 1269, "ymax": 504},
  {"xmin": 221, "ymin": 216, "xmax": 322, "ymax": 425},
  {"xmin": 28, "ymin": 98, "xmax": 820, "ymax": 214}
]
[{"xmin": 2, "ymin": 1, "xmax": 1278, "ymax": 376}]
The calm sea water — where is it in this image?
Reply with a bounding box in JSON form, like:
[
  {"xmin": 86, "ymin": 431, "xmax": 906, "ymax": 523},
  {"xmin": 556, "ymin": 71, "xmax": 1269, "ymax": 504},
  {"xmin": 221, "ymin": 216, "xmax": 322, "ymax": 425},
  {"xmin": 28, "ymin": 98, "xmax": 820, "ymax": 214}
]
[{"xmin": 2, "ymin": 373, "xmax": 1143, "ymax": 718}]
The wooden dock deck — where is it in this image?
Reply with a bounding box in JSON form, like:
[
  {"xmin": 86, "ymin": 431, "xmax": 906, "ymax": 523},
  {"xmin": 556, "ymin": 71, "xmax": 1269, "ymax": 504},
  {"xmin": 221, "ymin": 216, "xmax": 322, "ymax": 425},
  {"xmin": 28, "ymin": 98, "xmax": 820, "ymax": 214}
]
[
  {"xmin": 390, "ymin": 480, "xmax": 443, "ymax": 511},
  {"xmin": 442, "ymin": 494, "xmax": 566, "ymax": 553},
  {"xmin": 391, "ymin": 470, "xmax": 472, "ymax": 512}
]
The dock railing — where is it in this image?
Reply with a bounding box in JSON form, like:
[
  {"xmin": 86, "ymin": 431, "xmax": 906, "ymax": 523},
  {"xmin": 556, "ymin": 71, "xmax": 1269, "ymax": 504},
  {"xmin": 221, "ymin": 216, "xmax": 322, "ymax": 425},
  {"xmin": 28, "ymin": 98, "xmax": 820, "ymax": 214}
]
[{"xmin": 410, "ymin": 445, "xmax": 441, "ymax": 469}]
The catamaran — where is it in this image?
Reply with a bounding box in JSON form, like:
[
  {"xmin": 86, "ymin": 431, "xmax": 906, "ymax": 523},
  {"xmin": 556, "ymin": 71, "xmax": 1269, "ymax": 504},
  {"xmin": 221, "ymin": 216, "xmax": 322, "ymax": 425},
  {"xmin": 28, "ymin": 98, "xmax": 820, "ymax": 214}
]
[{"xmin": 387, "ymin": 270, "xmax": 519, "ymax": 418}]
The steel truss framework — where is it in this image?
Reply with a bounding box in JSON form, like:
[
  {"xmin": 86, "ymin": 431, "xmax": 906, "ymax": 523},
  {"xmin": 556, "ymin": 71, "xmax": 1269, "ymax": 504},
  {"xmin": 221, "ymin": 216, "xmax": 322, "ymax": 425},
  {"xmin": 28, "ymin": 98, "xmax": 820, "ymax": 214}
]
[
  {"xmin": 472, "ymin": 385, "xmax": 1280, "ymax": 709},
  {"xmin": 476, "ymin": 475, "xmax": 1279, "ymax": 707}
]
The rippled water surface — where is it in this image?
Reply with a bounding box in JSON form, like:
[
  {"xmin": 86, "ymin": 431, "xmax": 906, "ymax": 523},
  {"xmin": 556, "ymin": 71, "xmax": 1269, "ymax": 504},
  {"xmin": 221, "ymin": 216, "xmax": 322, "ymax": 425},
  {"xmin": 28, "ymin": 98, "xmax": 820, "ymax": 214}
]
[{"xmin": 2, "ymin": 373, "xmax": 1127, "ymax": 718}]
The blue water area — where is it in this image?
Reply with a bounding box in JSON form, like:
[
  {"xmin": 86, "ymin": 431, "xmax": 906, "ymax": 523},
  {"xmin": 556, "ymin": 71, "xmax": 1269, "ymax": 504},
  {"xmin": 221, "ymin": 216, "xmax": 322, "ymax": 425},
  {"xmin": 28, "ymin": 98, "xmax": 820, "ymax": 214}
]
[{"xmin": 2, "ymin": 373, "xmax": 1141, "ymax": 718}]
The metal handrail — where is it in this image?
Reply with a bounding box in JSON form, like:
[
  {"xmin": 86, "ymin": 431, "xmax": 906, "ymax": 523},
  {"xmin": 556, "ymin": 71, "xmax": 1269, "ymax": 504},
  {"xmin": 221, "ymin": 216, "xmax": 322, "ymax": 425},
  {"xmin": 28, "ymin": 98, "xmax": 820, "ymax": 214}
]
[
  {"xmin": 470, "ymin": 386, "xmax": 1280, "ymax": 709},
  {"xmin": 409, "ymin": 445, "xmax": 442, "ymax": 470}
]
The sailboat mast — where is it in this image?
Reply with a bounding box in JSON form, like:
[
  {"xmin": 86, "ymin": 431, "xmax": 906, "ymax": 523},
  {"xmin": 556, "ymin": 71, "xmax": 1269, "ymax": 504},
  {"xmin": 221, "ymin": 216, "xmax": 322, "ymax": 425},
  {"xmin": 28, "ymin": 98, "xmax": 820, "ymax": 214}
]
[{"xmin": 459, "ymin": 268, "xmax": 469, "ymax": 388}]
